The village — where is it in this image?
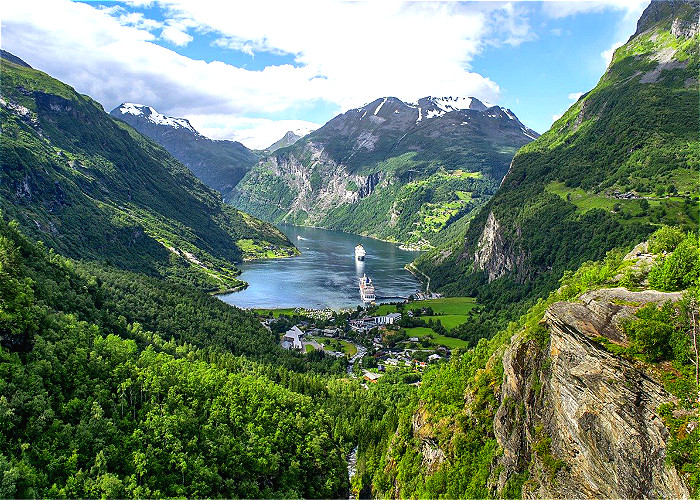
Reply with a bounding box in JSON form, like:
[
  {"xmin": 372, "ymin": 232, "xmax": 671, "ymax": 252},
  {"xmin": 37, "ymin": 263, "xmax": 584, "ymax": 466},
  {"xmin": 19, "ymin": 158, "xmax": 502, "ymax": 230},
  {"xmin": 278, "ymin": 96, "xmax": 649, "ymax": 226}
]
[{"xmin": 257, "ymin": 297, "xmax": 479, "ymax": 384}]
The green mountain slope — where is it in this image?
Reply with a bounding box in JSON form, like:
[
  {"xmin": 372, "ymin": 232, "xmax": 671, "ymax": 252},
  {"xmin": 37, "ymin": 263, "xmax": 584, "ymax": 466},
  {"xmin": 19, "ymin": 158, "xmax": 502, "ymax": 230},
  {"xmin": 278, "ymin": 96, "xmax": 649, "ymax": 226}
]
[
  {"xmin": 416, "ymin": 0, "xmax": 699, "ymax": 299},
  {"xmin": 110, "ymin": 103, "xmax": 259, "ymax": 195},
  {"xmin": 230, "ymin": 96, "xmax": 537, "ymax": 248},
  {"xmin": 0, "ymin": 55, "xmax": 296, "ymax": 292}
]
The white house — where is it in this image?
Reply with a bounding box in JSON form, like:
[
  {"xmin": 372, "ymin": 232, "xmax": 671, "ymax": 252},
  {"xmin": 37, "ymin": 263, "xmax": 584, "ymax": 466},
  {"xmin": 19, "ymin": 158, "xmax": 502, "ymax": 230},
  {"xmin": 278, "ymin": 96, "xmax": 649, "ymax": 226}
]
[
  {"xmin": 375, "ymin": 312, "xmax": 402, "ymax": 325},
  {"xmin": 281, "ymin": 326, "xmax": 305, "ymax": 350}
]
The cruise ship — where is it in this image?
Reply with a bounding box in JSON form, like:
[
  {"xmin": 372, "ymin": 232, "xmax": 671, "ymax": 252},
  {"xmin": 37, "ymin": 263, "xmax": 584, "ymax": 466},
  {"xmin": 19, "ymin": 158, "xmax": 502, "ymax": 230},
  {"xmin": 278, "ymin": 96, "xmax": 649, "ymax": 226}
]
[
  {"xmin": 359, "ymin": 274, "xmax": 376, "ymax": 303},
  {"xmin": 355, "ymin": 244, "xmax": 366, "ymax": 261}
]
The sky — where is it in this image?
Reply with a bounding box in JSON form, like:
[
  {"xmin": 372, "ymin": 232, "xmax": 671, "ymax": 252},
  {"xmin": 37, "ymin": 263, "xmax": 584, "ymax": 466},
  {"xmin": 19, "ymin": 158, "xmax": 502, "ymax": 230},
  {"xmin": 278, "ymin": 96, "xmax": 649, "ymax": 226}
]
[{"xmin": 1, "ymin": 0, "xmax": 649, "ymax": 149}]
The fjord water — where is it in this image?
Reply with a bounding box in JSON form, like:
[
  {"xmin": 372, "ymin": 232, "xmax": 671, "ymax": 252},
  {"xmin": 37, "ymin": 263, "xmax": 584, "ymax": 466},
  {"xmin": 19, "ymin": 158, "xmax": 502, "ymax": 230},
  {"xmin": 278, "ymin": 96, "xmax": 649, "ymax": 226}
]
[{"xmin": 219, "ymin": 225, "xmax": 422, "ymax": 309}]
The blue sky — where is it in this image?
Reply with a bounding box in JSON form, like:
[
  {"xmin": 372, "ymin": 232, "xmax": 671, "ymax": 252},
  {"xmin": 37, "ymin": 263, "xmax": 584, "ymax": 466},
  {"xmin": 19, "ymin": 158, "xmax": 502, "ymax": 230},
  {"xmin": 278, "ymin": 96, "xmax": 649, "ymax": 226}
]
[{"xmin": 2, "ymin": 0, "xmax": 648, "ymax": 147}]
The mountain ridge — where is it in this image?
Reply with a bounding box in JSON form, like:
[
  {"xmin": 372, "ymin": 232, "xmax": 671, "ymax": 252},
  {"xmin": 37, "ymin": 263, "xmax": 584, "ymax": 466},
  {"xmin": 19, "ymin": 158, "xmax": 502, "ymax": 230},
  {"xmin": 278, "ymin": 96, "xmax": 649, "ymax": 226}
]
[
  {"xmin": 415, "ymin": 0, "xmax": 699, "ymax": 300},
  {"xmin": 1, "ymin": 53, "xmax": 297, "ymax": 292},
  {"xmin": 230, "ymin": 94, "xmax": 538, "ymax": 248},
  {"xmin": 110, "ymin": 102, "xmax": 259, "ymax": 196}
]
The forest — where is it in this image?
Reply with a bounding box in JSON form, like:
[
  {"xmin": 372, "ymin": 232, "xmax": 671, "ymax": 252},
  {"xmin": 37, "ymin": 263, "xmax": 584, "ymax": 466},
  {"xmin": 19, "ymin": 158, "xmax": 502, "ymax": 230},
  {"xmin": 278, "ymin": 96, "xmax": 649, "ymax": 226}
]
[{"xmin": 0, "ymin": 214, "xmax": 414, "ymax": 498}]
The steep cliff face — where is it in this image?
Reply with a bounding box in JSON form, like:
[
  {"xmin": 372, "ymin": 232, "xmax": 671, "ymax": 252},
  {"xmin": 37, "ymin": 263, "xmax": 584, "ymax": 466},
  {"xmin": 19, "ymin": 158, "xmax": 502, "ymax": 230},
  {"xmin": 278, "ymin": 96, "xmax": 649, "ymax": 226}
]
[
  {"xmin": 233, "ymin": 141, "xmax": 385, "ymax": 225},
  {"xmin": 494, "ymin": 287, "xmax": 689, "ymax": 498},
  {"xmin": 474, "ymin": 211, "xmax": 528, "ymax": 282}
]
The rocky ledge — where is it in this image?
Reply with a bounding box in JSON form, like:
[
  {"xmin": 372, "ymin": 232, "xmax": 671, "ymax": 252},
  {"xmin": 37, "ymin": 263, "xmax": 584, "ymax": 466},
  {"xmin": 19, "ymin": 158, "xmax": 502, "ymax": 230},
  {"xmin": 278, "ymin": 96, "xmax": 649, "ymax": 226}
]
[{"xmin": 494, "ymin": 287, "xmax": 689, "ymax": 499}]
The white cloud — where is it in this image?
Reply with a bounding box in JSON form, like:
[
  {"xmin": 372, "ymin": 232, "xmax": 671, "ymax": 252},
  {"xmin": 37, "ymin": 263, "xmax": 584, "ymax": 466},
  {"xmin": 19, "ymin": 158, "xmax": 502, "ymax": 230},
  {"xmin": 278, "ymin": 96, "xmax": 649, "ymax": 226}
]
[
  {"xmin": 541, "ymin": 0, "xmax": 649, "ymax": 19},
  {"xmin": 552, "ymin": 113, "xmax": 563, "ymax": 122},
  {"xmin": 160, "ymin": 25, "xmax": 193, "ymax": 46},
  {"xmin": 567, "ymin": 91, "xmax": 584, "ymax": 101},
  {"xmin": 1, "ymin": 0, "xmax": 525, "ymax": 134},
  {"xmin": 189, "ymin": 116, "xmax": 322, "ymax": 149}
]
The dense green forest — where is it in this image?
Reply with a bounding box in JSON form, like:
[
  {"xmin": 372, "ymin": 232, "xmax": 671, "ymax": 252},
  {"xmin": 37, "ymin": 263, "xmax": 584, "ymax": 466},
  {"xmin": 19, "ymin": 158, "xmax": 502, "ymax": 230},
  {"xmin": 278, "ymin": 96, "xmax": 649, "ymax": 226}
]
[
  {"xmin": 0, "ymin": 57, "xmax": 296, "ymax": 293},
  {"xmin": 0, "ymin": 214, "xmax": 418, "ymax": 498}
]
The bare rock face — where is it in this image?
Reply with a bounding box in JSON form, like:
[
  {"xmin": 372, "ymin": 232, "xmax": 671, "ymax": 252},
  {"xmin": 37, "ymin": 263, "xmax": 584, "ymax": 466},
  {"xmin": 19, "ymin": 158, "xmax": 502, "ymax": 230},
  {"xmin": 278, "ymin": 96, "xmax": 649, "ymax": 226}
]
[
  {"xmin": 494, "ymin": 288, "xmax": 690, "ymax": 499},
  {"xmin": 473, "ymin": 211, "xmax": 527, "ymax": 282},
  {"xmin": 412, "ymin": 406, "xmax": 446, "ymax": 475},
  {"xmin": 264, "ymin": 141, "xmax": 382, "ymax": 224}
]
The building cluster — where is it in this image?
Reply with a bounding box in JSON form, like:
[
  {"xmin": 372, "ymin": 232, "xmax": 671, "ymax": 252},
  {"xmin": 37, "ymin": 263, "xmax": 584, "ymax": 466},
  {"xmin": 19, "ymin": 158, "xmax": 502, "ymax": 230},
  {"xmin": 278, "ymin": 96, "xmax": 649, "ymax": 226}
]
[
  {"xmin": 274, "ymin": 309, "xmax": 449, "ymax": 381},
  {"xmin": 349, "ymin": 312, "xmax": 402, "ymax": 332}
]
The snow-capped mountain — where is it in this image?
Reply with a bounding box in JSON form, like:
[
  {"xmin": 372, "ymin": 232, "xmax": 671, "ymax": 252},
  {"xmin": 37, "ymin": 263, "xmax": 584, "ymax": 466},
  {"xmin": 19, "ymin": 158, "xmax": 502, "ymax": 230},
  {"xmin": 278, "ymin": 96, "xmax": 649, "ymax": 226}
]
[
  {"xmin": 116, "ymin": 103, "xmax": 199, "ymax": 134},
  {"xmin": 230, "ymin": 95, "xmax": 539, "ymax": 247},
  {"xmin": 111, "ymin": 103, "xmax": 259, "ymax": 196}
]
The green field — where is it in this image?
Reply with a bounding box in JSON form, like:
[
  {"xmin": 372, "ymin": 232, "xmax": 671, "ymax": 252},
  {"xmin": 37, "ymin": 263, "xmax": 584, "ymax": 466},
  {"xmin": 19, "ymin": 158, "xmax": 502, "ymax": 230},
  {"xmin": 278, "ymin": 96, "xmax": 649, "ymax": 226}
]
[
  {"xmin": 404, "ymin": 327, "xmax": 470, "ymax": 349},
  {"xmin": 374, "ymin": 297, "xmax": 478, "ymax": 316},
  {"xmin": 252, "ymin": 308, "xmax": 297, "ymax": 318},
  {"xmin": 422, "ymin": 314, "xmax": 469, "ymax": 330},
  {"xmin": 312, "ymin": 337, "xmax": 357, "ymax": 357},
  {"xmin": 237, "ymin": 238, "xmax": 299, "ymax": 260},
  {"xmin": 545, "ymin": 181, "xmax": 698, "ymax": 230}
]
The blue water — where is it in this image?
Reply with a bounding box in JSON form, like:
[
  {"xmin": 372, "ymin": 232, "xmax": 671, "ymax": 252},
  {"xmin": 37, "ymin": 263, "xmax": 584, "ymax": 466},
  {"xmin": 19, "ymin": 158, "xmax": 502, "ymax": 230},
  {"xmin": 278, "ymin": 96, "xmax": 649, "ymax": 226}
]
[{"xmin": 218, "ymin": 225, "xmax": 422, "ymax": 310}]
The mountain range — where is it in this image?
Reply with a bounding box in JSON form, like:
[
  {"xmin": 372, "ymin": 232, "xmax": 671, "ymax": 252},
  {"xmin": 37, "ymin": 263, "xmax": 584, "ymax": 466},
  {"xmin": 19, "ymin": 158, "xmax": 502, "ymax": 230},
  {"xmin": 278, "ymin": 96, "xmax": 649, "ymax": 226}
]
[
  {"xmin": 230, "ymin": 95, "xmax": 538, "ymax": 248},
  {"xmin": 110, "ymin": 103, "xmax": 259, "ymax": 196},
  {"xmin": 0, "ymin": 0, "xmax": 698, "ymax": 498},
  {"xmin": 0, "ymin": 54, "xmax": 297, "ymax": 292}
]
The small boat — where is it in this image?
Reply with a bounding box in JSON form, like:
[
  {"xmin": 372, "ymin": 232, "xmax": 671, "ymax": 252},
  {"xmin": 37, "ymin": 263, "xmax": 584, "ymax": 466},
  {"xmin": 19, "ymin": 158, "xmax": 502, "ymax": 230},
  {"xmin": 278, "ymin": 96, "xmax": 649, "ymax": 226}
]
[
  {"xmin": 359, "ymin": 274, "xmax": 376, "ymax": 303},
  {"xmin": 355, "ymin": 244, "xmax": 366, "ymax": 261}
]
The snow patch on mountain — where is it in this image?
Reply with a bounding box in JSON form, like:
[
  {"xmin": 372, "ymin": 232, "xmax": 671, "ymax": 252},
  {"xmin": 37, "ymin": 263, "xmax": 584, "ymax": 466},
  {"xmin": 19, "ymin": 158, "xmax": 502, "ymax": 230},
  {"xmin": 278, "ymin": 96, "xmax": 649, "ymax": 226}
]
[
  {"xmin": 374, "ymin": 98, "xmax": 388, "ymax": 116},
  {"xmin": 117, "ymin": 103, "xmax": 198, "ymax": 134},
  {"xmin": 291, "ymin": 127, "xmax": 316, "ymax": 138}
]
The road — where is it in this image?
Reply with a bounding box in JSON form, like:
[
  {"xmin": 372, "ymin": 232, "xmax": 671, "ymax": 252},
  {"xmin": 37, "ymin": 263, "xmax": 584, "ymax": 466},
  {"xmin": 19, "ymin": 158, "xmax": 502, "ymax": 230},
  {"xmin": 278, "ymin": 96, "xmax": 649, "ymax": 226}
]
[{"xmin": 347, "ymin": 344, "xmax": 367, "ymax": 377}]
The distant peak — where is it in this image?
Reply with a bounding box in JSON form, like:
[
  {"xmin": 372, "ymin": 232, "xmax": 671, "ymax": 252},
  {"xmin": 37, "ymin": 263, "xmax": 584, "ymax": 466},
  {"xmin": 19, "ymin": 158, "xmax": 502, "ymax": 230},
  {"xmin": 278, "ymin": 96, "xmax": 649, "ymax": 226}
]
[
  {"xmin": 114, "ymin": 103, "xmax": 198, "ymax": 134},
  {"xmin": 1, "ymin": 49, "xmax": 32, "ymax": 68},
  {"xmin": 424, "ymin": 96, "xmax": 492, "ymax": 112}
]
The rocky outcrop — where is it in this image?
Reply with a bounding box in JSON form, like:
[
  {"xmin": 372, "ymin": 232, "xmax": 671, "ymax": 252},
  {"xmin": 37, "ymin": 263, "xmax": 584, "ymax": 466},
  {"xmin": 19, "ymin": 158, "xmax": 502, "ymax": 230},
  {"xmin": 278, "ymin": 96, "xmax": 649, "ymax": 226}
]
[
  {"xmin": 473, "ymin": 211, "xmax": 528, "ymax": 282},
  {"xmin": 412, "ymin": 406, "xmax": 446, "ymax": 475},
  {"xmin": 494, "ymin": 287, "xmax": 689, "ymax": 499},
  {"xmin": 248, "ymin": 141, "xmax": 384, "ymax": 224}
]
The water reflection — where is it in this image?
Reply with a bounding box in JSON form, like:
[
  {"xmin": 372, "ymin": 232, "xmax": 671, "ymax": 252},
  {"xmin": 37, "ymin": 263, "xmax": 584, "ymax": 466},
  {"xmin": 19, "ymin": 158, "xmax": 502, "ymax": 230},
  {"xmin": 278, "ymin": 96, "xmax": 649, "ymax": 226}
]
[{"xmin": 218, "ymin": 225, "xmax": 422, "ymax": 310}]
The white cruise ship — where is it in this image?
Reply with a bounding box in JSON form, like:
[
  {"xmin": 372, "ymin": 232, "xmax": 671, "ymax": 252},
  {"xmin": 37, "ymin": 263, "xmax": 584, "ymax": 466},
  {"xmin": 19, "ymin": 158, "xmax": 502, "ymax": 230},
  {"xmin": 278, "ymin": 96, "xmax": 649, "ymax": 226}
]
[
  {"xmin": 359, "ymin": 274, "xmax": 376, "ymax": 303},
  {"xmin": 355, "ymin": 244, "xmax": 366, "ymax": 261}
]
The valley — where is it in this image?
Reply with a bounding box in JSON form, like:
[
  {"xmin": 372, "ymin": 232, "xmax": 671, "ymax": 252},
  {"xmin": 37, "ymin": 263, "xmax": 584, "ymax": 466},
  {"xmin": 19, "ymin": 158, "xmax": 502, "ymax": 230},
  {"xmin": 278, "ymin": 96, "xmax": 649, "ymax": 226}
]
[{"xmin": 1, "ymin": 1, "xmax": 699, "ymax": 499}]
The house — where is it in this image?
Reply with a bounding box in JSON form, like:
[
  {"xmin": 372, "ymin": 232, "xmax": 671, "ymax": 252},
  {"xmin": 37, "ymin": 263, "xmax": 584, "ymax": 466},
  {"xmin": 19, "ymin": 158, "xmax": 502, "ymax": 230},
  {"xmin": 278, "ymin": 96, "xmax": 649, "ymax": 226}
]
[
  {"xmin": 322, "ymin": 328, "xmax": 339, "ymax": 337},
  {"xmin": 375, "ymin": 312, "xmax": 402, "ymax": 325},
  {"xmin": 363, "ymin": 370, "xmax": 383, "ymax": 383},
  {"xmin": 428, "ymin": 353, "xmax": 442, "ymax": 362},
  {"xmin": 385, "ymin": 358, "xmax": 399, "ymax": 366},
  {"xmin": 408, "ymin": 337, "xmax": 419, "ymax": 343},
  {"xmin": 281, "ymin": 326, "xmax": 305, "ymax": 350}
]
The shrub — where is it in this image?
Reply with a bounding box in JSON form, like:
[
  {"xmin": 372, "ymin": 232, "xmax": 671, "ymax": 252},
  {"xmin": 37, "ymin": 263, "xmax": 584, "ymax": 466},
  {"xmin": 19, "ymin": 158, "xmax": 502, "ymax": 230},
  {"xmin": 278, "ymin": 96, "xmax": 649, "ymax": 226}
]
[
  {"xmin": 648, "ymin": 233, "xmax": 700, "ymax": 291},
  {"xmin": 648, "ymin": 226, "xmax": 685, "ymax": 254}
]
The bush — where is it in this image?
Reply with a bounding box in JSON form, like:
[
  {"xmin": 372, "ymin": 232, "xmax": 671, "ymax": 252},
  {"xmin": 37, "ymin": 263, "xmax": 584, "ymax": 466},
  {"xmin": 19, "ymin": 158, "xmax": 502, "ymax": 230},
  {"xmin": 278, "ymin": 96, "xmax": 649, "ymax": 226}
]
[
  {"xmin": 648, "ymin": 226, "xmax": 685, "ymax": 254},
  {"xmin": 648, "ymin": 233, "xmax": 700, "ymax": 291}
]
